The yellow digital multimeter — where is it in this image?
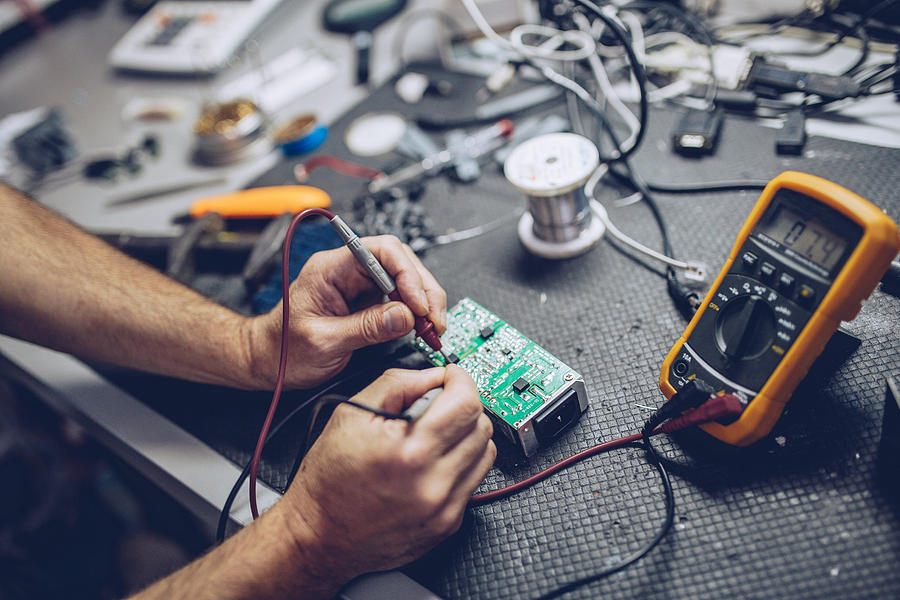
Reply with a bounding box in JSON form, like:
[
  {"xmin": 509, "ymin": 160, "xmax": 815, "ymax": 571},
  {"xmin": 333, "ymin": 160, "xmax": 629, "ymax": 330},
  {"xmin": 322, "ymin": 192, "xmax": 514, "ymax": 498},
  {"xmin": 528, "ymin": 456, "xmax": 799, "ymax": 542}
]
[{"xmin": 660, "ymin": 171, "xmax": 900, "ymax": 446}]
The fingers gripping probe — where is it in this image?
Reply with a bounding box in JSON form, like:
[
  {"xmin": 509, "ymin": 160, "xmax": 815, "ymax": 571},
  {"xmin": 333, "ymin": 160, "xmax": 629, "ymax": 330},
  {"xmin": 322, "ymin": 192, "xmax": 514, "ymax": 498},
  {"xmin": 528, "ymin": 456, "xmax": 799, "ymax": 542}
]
[
  {"xmin": 402, "ymin": 387, "xmax": 442, "ymax": 421},
  {"xmin": 329, "ymin": 216, "xmax": 447, "ymax": 359}
]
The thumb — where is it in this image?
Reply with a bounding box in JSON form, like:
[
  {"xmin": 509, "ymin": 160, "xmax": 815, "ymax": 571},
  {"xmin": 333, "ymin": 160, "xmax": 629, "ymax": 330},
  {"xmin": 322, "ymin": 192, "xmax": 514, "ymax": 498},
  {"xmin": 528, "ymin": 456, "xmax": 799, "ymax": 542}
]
[{"xmin": 326, "ymin": 301, "xmax": 415, "ymax": 352}]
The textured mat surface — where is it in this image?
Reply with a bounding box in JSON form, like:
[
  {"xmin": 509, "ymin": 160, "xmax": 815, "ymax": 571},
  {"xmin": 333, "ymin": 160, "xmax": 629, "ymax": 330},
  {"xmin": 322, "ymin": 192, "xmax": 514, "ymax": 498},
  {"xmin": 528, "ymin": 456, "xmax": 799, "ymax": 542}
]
[{"xmin": 105, "ymin": 66, "xmax": 900, "ymax": 599}]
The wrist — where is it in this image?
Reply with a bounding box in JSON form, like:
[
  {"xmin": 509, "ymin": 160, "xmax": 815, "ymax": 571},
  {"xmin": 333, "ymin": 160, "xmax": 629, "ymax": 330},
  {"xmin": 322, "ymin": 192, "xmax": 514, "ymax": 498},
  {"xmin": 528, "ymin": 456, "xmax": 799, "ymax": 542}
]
[
  {"xmin": 271, "ymin": 495, "xmax": 358, "ymax": 597},
  {"xmin": 242, "ymin": 315, "xmax": 279, "ymax": 390}
]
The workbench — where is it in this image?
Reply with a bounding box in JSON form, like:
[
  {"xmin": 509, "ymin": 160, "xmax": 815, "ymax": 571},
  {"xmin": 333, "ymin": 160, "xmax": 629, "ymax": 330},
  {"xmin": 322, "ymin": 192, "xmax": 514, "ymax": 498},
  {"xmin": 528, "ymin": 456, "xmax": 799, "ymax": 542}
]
[{"xmin": 1, "ymin": 4, "xmax": 899, "ymax": 599}]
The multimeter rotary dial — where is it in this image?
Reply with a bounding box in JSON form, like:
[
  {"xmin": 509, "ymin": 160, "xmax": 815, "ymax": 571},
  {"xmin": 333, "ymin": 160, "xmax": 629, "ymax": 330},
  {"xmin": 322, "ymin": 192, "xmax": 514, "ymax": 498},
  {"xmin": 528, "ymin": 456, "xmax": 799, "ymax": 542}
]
[{"xmin": 715, "ymin": 294, "xmax": 777, "ymax": 360}]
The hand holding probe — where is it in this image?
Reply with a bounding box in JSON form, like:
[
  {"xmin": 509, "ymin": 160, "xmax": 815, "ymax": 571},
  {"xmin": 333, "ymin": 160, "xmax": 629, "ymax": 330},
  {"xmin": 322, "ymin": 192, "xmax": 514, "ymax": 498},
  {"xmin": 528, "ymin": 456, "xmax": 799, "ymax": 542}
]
[
  {"xmin": 328, "ymin": 214, "xmax": 447, "ymax": 358},
  {"xmin": 249, "ymin": 207, "xmax": 447, "ymax": 519}
]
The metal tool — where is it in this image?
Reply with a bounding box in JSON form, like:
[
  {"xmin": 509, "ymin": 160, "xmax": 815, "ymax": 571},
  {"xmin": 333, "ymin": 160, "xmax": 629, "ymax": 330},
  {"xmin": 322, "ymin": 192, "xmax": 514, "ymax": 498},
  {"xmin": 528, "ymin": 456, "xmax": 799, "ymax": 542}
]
[{"xmin": 368, "ymin": 119, "xmax": 514, "ymax": 194}]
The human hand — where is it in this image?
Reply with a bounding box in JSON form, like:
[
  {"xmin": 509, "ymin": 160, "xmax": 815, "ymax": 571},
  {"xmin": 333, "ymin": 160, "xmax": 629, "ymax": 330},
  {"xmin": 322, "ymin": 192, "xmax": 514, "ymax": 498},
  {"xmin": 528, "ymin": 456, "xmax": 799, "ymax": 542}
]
[
  {"xmin": 246, "ymin": 235, "xmax": 446, "ymax": 389},
  {"xmin": 272, "ymin": 366, "xmax": 495, "ymax": 593}
]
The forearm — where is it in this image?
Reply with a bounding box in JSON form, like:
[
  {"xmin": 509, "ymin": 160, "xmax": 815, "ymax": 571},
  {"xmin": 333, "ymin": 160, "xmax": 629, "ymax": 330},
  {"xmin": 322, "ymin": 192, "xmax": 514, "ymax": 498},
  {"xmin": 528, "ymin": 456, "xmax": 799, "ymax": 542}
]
[
  {"xmin": 130, "ymin": 504, "xmax": 345, "ymax": 600},
  {"xmin": 0, "ymin": 184, "xmax": 263, "ymax": 389}
]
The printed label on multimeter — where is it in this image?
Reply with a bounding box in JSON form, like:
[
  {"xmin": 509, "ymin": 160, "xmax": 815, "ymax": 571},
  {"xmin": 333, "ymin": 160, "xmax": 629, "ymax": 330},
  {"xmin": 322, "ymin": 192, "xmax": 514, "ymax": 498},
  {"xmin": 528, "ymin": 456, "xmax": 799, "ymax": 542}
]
[{"xmin": 660, "ymin": 172, "xmax": 900, "ymax": 446}]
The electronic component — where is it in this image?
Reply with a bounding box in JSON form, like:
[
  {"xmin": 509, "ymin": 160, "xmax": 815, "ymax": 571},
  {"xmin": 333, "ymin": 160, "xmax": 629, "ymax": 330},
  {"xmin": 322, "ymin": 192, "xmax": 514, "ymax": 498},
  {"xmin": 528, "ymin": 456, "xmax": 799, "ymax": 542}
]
[
  {"xmin": 672, "ymin": 108, "xmax": 723, "ymax": 155},
  {"xmin": 108, "ymin": 0, "xmax": 285, "ymax": 74},
  {"xmin": 412, "ymin": 297, "xmax": 589, "ymax": 456},
  {"xmin": 660, "ymin": 172, "xmax": 900, "ymax": 446},
  {"xmin": 775, "ymin": 109, "xmax": 807, "ymax": 155}
]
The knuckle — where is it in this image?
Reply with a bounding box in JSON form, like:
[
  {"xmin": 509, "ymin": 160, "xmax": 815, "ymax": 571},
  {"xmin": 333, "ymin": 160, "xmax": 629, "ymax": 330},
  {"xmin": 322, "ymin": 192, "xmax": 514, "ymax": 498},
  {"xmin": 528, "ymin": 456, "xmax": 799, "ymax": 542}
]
[
  {"xmin": 461, "ymin": 392, "xmax": 483, "ymax": 420},
  {"xmin": 372, "ymin": 234, "xmax": 403, "ymax": 253},
  {"xmin": 477, "ymin": 414, "xmax": 494, "ymax": 440},
  {"xmin": 359, "ymin": 309, "xmax": 384, "ymax": 341},
  {"xmin": 434, "ymin": 510, "xmax": 464, "ymax": 538},
  {"xmin": 380, "ymin": 368, "xmax": 407, "ymax": 386},
  {"xmin": 398, "ymin": 443, "xmax": 427, "ymax": 472},
  {"xmin": 306, "ymin": 249, "xmax": 332, "ymax": 269},
  {"xmin": 415, "ymin": 482, "xmax": 446, "ymax": 516},
  {"xmin": 297, "ymin": 320, "xmax": 329, "ymax": 351}
]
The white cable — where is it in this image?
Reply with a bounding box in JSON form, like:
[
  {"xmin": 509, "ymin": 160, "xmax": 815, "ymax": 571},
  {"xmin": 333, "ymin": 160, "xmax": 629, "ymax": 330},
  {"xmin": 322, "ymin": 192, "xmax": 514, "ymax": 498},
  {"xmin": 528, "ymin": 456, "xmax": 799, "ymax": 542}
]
[
  {"xmin": 573, "ymin": 12, "xmax": 639, "ymax": 150},
  {"xmin": 584, "ymin": 167, "xmax": 706, "ymax": 279},
  {"xmin": 619, "ymin": 11, "xmax": 646, "ymax": 62},
  {"xmin": 509, "ymin": 23, "xmax": 596, "ymax": 61},
  {"xmin": 459, "ymin": 0, "xmax": 594, "ymax": 62}
]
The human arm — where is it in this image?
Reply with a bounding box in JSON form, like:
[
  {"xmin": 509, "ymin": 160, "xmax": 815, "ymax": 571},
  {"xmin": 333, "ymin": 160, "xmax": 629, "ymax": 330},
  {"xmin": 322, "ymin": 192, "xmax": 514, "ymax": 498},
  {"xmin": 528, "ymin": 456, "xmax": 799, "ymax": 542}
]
[
  {"xmin": 0, "ymin": 184, "xmax": 445, "ymax": 389},
  {"xmin": 129, "ymin": 366, "xmax": 496, "ymax": 600}
]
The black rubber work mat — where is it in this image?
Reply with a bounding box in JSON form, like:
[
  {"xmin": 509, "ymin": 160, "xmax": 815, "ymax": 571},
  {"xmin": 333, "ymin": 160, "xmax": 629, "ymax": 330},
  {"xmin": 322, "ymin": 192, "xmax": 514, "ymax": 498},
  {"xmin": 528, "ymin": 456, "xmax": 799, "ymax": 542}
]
[{"xmin": 104, "ymin": 65, "xmax": 900, "ymax": 599}]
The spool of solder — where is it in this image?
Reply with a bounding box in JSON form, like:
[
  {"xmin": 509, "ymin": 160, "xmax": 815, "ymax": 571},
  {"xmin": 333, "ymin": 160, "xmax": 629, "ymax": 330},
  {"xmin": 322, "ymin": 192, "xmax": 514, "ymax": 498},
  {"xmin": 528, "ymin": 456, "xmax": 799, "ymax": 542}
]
[{"xmin": 503, "ymin": 132, "xmax": 604, "ymax": 259}]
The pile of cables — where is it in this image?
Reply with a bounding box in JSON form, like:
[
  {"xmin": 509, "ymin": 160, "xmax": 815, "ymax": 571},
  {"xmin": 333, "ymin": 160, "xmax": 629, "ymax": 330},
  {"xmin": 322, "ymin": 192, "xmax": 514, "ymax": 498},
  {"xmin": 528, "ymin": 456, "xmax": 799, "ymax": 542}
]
[
  {"xmin": 458, "ymin": 0, "xmax": 898, "ymax": 320},
  {"xmin": 460, "ymin": 0, "xmax": 729, "ymax": 319}
]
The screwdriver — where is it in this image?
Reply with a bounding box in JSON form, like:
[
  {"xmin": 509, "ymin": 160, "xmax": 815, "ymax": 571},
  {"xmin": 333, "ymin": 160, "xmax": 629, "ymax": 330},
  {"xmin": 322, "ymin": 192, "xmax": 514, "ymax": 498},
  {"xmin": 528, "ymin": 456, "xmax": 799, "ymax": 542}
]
[
  {"xmin": 329, "ymin": 215, "xmax": 447, "ymax": 359},
  {"xmin": 367, "ymin": 119, "xmax": 514, "ymax": 194}
]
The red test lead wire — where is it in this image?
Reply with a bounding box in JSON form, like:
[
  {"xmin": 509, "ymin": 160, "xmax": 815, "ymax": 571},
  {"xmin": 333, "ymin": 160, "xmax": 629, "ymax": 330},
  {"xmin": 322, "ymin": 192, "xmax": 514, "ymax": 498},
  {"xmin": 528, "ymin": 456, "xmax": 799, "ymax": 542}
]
[
  {"xmin": 470, "ymin": 394, "xmax": 745, "ymax": 505},
  {"xmin": 249, "ymin": 207, "xmax": 336, "ymax": 520}
]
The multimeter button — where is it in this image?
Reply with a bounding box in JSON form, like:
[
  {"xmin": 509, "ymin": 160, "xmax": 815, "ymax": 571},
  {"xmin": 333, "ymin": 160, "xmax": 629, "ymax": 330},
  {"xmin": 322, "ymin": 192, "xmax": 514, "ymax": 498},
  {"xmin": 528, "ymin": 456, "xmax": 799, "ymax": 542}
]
[
  {"xmin": 778, "ymin": 272, "xmax": 795, "ymax": 293},
  {"xmin": 759, "ymin": 262, "xmax": 777, "ymax": 282},
  {"xmin": 741, "ymin": 252, "xmax": 758, "ymax": 269},
  {"xmin": 798, "ymin": 284, "xmax": 816, "ymax": 306}
]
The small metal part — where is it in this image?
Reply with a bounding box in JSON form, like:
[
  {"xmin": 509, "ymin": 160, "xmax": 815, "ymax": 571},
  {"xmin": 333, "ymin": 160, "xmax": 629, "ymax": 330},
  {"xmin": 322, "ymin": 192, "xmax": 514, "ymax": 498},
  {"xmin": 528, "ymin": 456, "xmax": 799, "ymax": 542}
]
[
  {"xmin": 368, "ymin": 120, "xmax": 513, "ymax": 193},
  {"xmin": 192, "ymin": 99, "xmax": 271, "ymax": 166},
  {"xmin": 564, "ymin": 372, "xmax": 575, "ymax": 382}
]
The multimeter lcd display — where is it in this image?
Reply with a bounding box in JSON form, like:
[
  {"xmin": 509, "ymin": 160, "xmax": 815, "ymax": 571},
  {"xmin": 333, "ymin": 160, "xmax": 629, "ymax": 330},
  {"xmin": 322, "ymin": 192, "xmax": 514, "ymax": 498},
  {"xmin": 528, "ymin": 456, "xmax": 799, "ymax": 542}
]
[{"xmin": 756, "ymin": 204, "xmax": 849, "ymax": 272}]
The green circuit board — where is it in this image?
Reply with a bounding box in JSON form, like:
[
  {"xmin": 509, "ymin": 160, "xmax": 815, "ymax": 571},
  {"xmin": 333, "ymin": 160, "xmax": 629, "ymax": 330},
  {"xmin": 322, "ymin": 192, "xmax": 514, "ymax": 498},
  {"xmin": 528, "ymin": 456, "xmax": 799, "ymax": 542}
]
[{"xmin": 412, "ymin": 297, "xmax": 581, "ymax": 430}]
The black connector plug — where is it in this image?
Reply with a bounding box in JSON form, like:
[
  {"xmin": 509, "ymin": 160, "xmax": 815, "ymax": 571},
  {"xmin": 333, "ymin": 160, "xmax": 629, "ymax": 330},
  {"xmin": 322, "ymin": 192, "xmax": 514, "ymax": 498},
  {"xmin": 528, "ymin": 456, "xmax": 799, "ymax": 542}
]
[
  {"xmin": 749, "ymin": 63, "xmax": 861, "ymax": 99},
  {"xmin": 672, "ymin": 108, "xmax": 723, "ymax": 156},
  {"xmin": 776, "ymin": 109, "xmax": 807, "ymax": 155},
  {"xmin": 642, "ymin": 379, "xmax": 716, "ymax": 438},
  {"xmin": 713, "ymin": 89, "xmax": 759, "ymax": 112}
]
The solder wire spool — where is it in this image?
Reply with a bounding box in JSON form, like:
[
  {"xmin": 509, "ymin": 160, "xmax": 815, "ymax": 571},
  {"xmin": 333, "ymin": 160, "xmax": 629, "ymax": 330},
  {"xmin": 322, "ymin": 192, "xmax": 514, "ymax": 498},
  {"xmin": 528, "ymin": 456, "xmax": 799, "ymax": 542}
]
[{"xmin": 504, "ymin": 132, "xmax": 605, "ymax": 259}]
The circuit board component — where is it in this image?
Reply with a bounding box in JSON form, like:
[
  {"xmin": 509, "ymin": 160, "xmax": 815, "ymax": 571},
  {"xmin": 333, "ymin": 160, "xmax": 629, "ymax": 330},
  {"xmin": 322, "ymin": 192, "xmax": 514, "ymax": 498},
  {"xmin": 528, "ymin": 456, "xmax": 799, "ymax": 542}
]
[{"xmin": 412, "ymin": 297, "xmax": 589, "ymax": 455}]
